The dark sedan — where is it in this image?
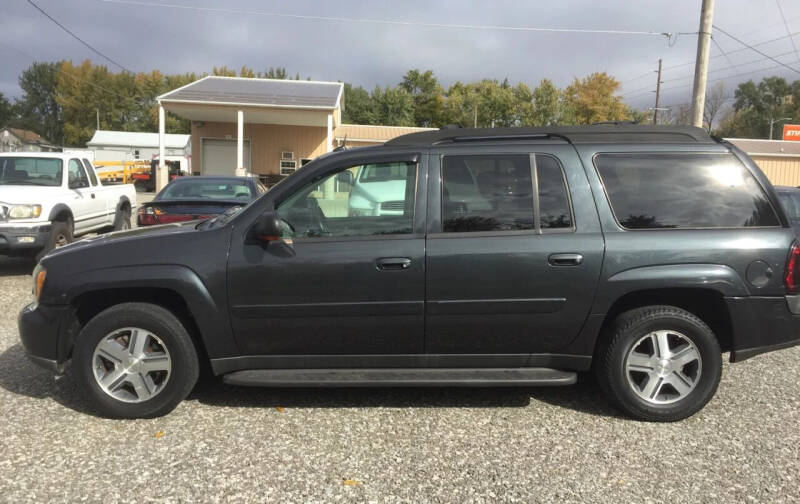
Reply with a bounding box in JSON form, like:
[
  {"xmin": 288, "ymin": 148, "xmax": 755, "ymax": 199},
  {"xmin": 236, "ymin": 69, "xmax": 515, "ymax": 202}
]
[{"xmin": 137, "ymin": 176, "xmax": 266, "ymax": 226}]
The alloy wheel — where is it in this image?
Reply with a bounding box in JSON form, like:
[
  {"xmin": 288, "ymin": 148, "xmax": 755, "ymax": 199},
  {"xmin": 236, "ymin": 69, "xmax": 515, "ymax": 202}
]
[
  {"xmin": 92, "ymin": 327, "xmax": 172, "ymax": 403},
  {"xmin": 624, "ymin": 330, "xmax": 702, "ymax": 405}
]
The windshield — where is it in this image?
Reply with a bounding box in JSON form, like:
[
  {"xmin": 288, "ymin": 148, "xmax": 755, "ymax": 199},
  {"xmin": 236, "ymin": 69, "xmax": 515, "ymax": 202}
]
[
  {"xmin": 778, "ymin": 191, "xmax": 800, "ymax": 222},
  {"xmin": 0, "ymin": 157, "xmax": 62, "ymax": 186},
  {"xmin": 159, "ymin": 180, "xmax": 254, "ymax": 201}
]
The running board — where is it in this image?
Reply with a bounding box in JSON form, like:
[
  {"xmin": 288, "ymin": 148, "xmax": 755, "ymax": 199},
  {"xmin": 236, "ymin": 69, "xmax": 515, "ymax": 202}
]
[{"xmin": 222, "ymin": 368, "xmax": 577, "ymax": 387}]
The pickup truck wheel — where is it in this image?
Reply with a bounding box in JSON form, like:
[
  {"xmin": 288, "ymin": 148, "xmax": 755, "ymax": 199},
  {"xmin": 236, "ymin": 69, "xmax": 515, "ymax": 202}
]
[
  {"xmin": 35, "ymin": 219, "xmax": 73, "ymax": 262},
  {"xmin": 72, "ymin": 303, "xmax": 199, "ymax": 419},
  {"xmin": 113, "ymin": 206, "xmax": 131, "ymax": 230},
  {"xmin": 595, "ymin": 305, "xmax": 722, "ymax": 422}
]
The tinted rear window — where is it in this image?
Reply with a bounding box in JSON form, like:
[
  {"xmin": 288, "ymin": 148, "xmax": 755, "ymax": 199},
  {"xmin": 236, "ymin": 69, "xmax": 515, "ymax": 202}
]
[
  {"xmin": 159, "ymin": 180, "xmax": 254, "ymax": 200},
  {"xmin": 595, "ymin": 153, "xmax": 780, "ymax": 229}
]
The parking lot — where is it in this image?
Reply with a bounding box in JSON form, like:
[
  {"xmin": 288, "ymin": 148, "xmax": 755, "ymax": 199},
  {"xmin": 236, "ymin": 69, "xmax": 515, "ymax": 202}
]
[{"xmin": 0, "ymin": 254, "xmax": 798, "ymax": 502}]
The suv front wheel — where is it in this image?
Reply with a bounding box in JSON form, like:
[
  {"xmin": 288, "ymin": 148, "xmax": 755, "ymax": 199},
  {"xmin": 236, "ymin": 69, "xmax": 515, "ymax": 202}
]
[
  {"xmin": 73, "ymin": 302, "xmax": 199, "ymax": 418},
  {"xmin": 595, "ymin": 305, "xmax": 722, "ymax": 422}
]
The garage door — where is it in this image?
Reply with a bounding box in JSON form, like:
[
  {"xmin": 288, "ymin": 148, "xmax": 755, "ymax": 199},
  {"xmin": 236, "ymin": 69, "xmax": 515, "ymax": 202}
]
[{"xmin": 202, "ymin": 139, "xmax": 251, "ymax": 176}]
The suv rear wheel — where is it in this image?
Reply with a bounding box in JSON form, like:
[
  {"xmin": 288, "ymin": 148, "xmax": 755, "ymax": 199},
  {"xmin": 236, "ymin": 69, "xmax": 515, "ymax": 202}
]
[
  {"xmin": 595, "ymin": 305, "xmax": 722, "ymax": 422},
  {"xmin": 72, "ymin": 303, "xmax": 199, "ymax": 418}
]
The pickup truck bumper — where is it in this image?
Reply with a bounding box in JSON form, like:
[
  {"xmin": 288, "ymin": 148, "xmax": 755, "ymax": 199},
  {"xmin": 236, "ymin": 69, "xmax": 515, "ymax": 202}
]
[
  {"xmin": 0, "ymin": 224, "xmax": 49, "ymax": 254},
  {"xmin": 728, "ymin": 295, "xmax": 800, "ymax": 362},
  {"xmin": 18, "ymin": 302, "xmax": 73, "ymax": 374}
]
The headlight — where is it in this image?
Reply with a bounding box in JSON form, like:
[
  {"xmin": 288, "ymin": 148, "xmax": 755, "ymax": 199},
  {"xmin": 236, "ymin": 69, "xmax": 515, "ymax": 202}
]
[
  {"xmin": 8, "ymin": 204, "xmax": 42, "ymax": 219},
  {"xmin": 32, "ymin": 263, "xmax": 46, "ymax": 302}
]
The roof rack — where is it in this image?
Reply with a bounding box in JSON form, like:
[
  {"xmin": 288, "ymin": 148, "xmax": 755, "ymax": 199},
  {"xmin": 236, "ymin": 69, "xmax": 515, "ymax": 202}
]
[{"xmin": 385, "ymin": 125, "xmax": 715, "ymax": 147}]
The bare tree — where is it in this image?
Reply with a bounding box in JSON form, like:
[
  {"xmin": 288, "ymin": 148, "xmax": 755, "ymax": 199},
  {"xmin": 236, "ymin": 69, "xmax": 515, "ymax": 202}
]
[
  {"xmin": 660, "ymin": 103, "xmax": 693, "ymax": 125},
  {"xmin": 703, "ymin": 82, "xmax": 728, "ymax": 132}
]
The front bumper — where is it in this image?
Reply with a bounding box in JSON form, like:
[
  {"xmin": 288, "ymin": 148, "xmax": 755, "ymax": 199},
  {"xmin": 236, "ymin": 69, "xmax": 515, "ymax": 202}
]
[
  {"xmin": 727, "ymin": 295, "xmax": 800, "ymax": 362},
  {"xmin": 0, "ymin": 224, "xmax": 49, "ymax": 253},
  {"xmin": 18, "ymin": 302, "xmax": 74, "ymax": 374}
]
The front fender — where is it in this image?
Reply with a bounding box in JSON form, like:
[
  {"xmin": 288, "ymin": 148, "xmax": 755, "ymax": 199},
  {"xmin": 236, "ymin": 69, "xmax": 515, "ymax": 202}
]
[{"xmin": 54, "ymin": 264, "xmax": 236, "ymax": 360}]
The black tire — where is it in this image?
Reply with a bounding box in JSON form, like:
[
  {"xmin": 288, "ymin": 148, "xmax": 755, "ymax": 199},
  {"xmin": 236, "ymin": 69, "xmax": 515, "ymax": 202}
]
[
  {"xmin": 595, "ymin": 305, "xmax": 722, "ymax": 422},
  {"xmin": 72, "ymin": 303, "xmax": 199, "ymax": 419},
  {"xmin": 35, "ymin": 218, "xmax": 73, "ymax": 262},
  {"xmin": 113, "ymin": 204, "xmax": 131, "ymax": 231}
]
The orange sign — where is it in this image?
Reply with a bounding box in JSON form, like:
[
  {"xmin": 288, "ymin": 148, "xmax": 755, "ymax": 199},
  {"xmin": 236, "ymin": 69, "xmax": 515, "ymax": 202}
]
[{"xmin": 783, "ymin": 124, "xmax": 800, "ymax": 141}]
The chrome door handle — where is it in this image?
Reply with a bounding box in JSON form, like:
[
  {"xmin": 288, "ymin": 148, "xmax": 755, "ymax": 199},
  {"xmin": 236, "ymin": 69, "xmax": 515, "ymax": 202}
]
[
  {"xmin": 376, "ymin": 257, "xmax": 412, "ymax": 270},
  {"xmin": 548, "ymin": 253, "xmax": 583, "ymax": 266}
]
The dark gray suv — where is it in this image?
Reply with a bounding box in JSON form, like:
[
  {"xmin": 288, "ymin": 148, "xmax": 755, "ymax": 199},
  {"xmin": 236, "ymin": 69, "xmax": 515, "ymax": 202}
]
[{"xmin": 18, "ymin": 125, "xmax": 800, "ymax": 421}]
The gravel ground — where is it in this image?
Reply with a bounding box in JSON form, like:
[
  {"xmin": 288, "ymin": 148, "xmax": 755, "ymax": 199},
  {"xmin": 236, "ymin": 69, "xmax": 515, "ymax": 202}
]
[{"xmin": 1, "ymin": 238, "xmax": 800, "ymax": 501}]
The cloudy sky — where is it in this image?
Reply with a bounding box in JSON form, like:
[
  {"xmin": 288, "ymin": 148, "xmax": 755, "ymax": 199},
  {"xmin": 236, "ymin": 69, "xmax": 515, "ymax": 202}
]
[{"xmin": 3, "ymin": 0, "xmax": 800, "ymax": 112}]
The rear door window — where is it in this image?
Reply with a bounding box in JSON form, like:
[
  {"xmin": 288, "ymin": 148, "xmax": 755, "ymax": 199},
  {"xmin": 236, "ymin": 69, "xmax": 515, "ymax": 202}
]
[
  {"xmin": 442, "ymin": 154, "xmax": 534, "ymax": 232},
  {"xmin": 441, "ymin": 154, "xmax": 574, "ymax": 233},
  {"xmin": 595, "ymin": 153, "xmax": 780, "ymax": 229}
]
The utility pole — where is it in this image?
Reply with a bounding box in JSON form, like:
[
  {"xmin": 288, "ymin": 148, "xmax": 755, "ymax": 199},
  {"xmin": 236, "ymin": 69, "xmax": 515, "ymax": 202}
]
[
  {"xmin": 691, "ymin": 0, "xmax": 715, "ymax": 128},
  {"xmin": 473, "ymin": 103, "xmax": 478, "ymax": 128},
  {"xmin": 96, "ymin": 109, "xmax": 100, "ymax": 130},
  {"xmin": 769, "ymin": 117, "xmax": 792, "ymax": 140},
  {"xmin": 652, "ymin": 58, "xmax": 663, "ymax": 125}
]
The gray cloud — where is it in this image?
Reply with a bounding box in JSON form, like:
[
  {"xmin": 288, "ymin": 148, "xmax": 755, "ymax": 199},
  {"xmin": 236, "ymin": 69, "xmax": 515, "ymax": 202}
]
[{"xmin": 2, "ymin": 0, "xmax": 799, "ymax": 114}]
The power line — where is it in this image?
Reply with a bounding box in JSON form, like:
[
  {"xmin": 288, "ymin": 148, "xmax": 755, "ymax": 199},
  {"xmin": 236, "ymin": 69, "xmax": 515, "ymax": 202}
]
[
  {"xmin": 621, "ymin": 29, "xmax": 800, "ymax": 89},
  {"xmin": 626, "ymin": 58, "xmax": 800, "ymax": 101},
  {"xmin": 710, "ymin": 36, "xmax": 736, "ymax": 71},
  {"xmin": 775, "ymin": 0, "xmax": 800, "ymax": 64},
  {"xmin": 660, "ymin": 49, "xmax": 796, "ymax": 84},
  {"xmin": 712, "ymin": 24, "xmax": 800, "ymax": 74},
  {"xmin": 26, "ymin": 0, "xmax": 131, "ymax": 73},
  {"xmin": 0, "ymin": 40, "xmax": 136, "ymax": 103},
  {"xmin": 662, "ymin": 30, "xmax": 800, "ymax": 72},
  {"xmin": 99, "ymin": 0, "xmax": 676, "ymax": 38}
]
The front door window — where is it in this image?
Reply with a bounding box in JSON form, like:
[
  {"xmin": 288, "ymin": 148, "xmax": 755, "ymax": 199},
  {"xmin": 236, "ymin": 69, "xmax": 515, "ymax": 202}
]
[{"xmin": 277, "ymin": 161, "xmax": 417, "ymax": 238}]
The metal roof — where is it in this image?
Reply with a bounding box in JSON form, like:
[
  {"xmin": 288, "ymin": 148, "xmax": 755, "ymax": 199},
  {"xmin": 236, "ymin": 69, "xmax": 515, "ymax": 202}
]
[
  {"xmin": 157, "ymin": 76, "xmax": 343, "ymax": 110},
  {"xmin": 385, "ymin": 125, "xmax": 716, "ymax": 146},
  {"xmin": 725, "ymin": 138, "xmax": 800, "ymax": 157},
  {"xmin": 87, "ymin": 130, "xmax": 190, "ymax": 149}
]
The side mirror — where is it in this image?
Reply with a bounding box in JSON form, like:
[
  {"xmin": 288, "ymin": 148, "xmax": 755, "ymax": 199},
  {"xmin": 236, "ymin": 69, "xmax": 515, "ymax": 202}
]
[
  {"xmin": 252, "ymin": 211, "xmax": 283, "ymax": 243},
  {"xmin": 336, "ymin": 170, "xmax": 354, "ymax": 187}
]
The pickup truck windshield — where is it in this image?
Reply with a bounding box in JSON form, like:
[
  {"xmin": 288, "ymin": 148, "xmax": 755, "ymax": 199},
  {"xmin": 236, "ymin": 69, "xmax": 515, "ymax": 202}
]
[{"xmin": 0, "ymin": 157, "xmax": 62, "ymax": 186}]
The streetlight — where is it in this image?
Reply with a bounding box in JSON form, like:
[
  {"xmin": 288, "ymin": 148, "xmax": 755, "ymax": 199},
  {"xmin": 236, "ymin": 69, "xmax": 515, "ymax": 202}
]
[{"xmin": 769, "ymin": 117, "xmax": 792, "ymax": 140}]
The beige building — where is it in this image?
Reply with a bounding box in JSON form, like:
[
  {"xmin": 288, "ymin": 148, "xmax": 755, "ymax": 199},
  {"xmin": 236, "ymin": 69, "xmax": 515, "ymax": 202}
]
[
  {"xmin": 156, "ymin": 76, "xmax": 433, "ymax": 188},
  {"xmin": 726, "ymin": 138, "xmax": 800, "ymax": 187}
]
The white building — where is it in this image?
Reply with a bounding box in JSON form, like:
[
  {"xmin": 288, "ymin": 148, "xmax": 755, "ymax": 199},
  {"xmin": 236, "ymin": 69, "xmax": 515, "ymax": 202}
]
[{"xmin": 87, "ymin": 130, "xmax": 190, "ymax": 163}]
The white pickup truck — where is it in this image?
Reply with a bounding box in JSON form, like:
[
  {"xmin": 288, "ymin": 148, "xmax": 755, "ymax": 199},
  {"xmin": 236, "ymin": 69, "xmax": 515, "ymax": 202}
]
[{"xmin": 0, "ymin": 152, "xmax": 137, "ymax": 260}]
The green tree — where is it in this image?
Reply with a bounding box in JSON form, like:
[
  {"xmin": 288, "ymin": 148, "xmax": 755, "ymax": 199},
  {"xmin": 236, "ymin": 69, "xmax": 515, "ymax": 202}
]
[
  {"xmin": 0, "ymin": 93, "xmax": 12, "ymax": 127},
  {"xmin": 442, "ymin": 79, "xmax": 526, "ymax": 128},
  {"xmin": 399, "ymin": 69, "xmax": 444, "ymax": 127},
  {"xmin": 341, "ymin": 83, "xmax": 375, "ymax": 124},
  {"xmin": 728, "ymin": 77, "xmax": 793, "ymax": 138},
  {"xmin": 527, "ymin": 79, "xmax": 561, "ymax": 126},
  {"xmin": 263, "ymin": 67, "xmax": 288, "ymax": 79},
  {"xmin": 15, "ymin": 62, "xmax": 63, "ymax": 145},
  {"xmin": 371, "ymin": 86, "xmax": 414, "ymax": 126},
  {"xmin": 562, "ymin": 72, "xmax": 630, "ymax": 124}
]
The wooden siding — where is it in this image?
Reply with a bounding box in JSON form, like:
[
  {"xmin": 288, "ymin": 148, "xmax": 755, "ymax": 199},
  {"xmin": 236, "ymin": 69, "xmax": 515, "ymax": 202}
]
[
  {"xmin": 191, "ymin": 121, "xmax": 327, "ymax": 175},
  {"xmin": 751, "ymin": 155, "xmax": 800, "ymax": 186}
]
